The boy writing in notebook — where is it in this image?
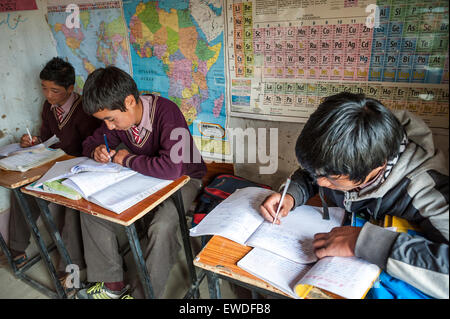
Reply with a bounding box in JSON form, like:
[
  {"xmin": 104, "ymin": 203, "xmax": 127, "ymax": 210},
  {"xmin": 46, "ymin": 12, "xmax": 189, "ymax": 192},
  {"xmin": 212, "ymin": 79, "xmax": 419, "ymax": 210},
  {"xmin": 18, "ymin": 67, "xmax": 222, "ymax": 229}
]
[
  {"xmin": 9, "ymin": 57, "xmax": 101, "ymax": 279},
  {"xmin": 76, "ymin": 66, "xmax": 206, "ymax": 299},
  {"xmin": 260, "ymin": 92, "xmax": 448, "ymax": 299}
]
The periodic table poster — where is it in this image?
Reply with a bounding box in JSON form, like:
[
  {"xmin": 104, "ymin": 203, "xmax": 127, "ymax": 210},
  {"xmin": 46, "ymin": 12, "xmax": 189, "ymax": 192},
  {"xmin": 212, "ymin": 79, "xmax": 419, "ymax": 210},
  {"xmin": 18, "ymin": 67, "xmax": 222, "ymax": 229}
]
[{"xmin": 226, "ymin": 0, "xmax": 449, "ymax": 130}]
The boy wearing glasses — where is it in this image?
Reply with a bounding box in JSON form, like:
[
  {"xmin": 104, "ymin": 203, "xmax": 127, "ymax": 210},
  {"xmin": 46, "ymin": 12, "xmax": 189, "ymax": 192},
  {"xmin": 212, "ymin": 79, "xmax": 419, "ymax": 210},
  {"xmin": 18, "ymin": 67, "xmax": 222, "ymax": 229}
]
[{"xmin": 260, "ymin": 92, "xmax": 448, "ymax": 299}]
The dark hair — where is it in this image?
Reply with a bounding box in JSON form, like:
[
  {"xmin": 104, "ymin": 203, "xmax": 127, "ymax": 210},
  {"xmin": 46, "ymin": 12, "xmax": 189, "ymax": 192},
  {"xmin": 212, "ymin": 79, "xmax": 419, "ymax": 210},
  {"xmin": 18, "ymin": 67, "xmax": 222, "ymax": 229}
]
[
  {"xmin": 296, "ymin": 92, "xmax": 404, "ymax": 183},
  {"xmin": 39, "ymin": 57, "xmax": 75, "ymax": 89},
  {"xmin": 82, "ymin": 66, "xmax": 139, "ymax": 115}
]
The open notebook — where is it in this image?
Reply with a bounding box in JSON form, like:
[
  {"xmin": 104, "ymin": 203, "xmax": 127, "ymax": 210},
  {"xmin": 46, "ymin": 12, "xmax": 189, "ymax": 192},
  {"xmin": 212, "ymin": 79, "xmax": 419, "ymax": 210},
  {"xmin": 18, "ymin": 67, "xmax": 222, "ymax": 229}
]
[
  {"xmin": 0, "ymin": 135, "xmax": 64, "ymax": 172},
  {"xmin": 26, "ymin": 157, "xmax": 172, "ymax": 214},
  {"xmin": 190, "ymin": 187, "xmax": 346, "ymax": 264},
  {"xmin": 238, "ymin": 247, "xmax": 380, "ymax": 299}
]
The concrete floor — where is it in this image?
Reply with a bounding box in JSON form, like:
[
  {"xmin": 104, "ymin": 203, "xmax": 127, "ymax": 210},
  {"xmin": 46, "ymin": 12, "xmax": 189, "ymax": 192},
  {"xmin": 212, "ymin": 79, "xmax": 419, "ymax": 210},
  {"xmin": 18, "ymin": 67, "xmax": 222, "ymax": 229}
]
[{"xmin": 0, "ymin": 216, "xmax": 241, "ymax": 299}]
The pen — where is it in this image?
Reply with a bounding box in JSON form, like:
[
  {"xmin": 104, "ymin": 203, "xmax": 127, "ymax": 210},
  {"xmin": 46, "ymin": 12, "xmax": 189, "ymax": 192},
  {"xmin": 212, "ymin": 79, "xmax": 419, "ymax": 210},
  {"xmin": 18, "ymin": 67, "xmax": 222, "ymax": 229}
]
[
  {"xmin": 26, "ymin": 127, "xmax": 33, "ymax": 144},
  {"xmin": 273, "ymin": 178, "xmax": 291, "ymax": 225},
  {"xmin": 103, "ymin": 134, "xmax": 111, "ymax": 161}
]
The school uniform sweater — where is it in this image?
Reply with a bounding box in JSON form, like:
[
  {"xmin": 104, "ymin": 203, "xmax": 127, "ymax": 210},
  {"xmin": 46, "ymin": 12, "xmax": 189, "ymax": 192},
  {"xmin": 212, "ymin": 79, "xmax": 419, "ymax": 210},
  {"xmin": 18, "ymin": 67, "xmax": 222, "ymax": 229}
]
[
  {"xmin": 286, "ymin": 110, "xmax": 449, "ymax": 299},
  {"xmin": 40, "ymin": 93, "xmax": 101, "ymax": 156},
  {"xmin": 82, "ymin": 95, "xmax": 206, "ymax": 181}
]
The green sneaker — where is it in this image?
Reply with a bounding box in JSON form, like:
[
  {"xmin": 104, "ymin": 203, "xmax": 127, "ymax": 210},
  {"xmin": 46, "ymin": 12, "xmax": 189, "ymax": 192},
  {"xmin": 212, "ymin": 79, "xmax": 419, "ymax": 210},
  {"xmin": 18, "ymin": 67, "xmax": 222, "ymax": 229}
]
[{"xmin": 75, "ymin": 282, "xmax": 129, "ymax": 299}]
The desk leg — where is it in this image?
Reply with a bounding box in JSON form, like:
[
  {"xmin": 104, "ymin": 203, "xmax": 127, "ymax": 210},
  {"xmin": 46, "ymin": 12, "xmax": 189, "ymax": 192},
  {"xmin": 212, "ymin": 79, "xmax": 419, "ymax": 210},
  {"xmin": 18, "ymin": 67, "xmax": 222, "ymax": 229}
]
[
  {"xmin": 206, "ymin": 271, "xmax": 221, "ymax": 299},
  {"xmin": 0, "ymin": 231, "xmax": 16, "ymax": 272},
  {"xmin": 12, "ymin": 189, "xmax": 67, "ymax": 299},
  {"xmin": 124, "ymin": 223, "xmax": 154, "ymax": 299},
  {"xmin": 34, "ymin": 198, "xmax": 72, "ymax": 270},
  {"xmin": 171, "ymin": 189, "xmax": 199, "ymax": 298}
]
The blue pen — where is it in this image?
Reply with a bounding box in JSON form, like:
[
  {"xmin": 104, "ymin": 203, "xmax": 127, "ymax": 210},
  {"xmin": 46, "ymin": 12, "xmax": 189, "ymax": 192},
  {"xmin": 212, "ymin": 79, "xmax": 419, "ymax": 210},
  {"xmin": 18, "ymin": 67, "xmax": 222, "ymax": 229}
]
[{"xmin": 103, "ymin": 134, "xmax": 111, "ymax": 160}]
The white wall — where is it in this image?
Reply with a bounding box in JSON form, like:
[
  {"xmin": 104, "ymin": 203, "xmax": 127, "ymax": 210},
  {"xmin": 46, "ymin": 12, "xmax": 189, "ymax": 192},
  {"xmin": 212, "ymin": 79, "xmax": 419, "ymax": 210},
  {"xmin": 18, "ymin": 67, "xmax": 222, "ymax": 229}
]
[{"xmin": 0, "ymin": 0, "xmax": 57, "ymax": 216}]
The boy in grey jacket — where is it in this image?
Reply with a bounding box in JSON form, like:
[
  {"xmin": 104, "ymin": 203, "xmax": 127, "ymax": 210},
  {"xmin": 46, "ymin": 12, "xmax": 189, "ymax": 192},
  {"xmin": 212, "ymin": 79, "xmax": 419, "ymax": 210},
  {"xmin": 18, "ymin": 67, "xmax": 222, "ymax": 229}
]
[{"xmin": 260, "ymin": 92, "xmax": 448, "ymax": 298}]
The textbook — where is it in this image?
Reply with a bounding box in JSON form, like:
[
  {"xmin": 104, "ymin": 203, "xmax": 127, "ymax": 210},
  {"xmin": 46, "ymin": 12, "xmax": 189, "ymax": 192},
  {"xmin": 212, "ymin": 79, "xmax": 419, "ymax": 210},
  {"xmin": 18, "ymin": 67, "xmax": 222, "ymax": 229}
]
[
  {"xmin": 189, "ymin": 187, "xmax": 346, "ymax": 264},
  {"xmin": 238, "ymin": 247, "xmax": 381, "ymax": 299},
  {"xmin": 26, "ymin": 157, "xmax": 173, "ymax": 214}
]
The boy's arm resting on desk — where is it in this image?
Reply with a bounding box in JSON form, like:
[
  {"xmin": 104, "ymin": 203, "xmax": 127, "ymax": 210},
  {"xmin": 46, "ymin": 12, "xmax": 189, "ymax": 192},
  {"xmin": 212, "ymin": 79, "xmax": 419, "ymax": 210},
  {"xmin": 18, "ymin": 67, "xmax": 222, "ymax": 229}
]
[{"xmin": 355, "ymin": 169, "xmax": 449, "ymax": 299}]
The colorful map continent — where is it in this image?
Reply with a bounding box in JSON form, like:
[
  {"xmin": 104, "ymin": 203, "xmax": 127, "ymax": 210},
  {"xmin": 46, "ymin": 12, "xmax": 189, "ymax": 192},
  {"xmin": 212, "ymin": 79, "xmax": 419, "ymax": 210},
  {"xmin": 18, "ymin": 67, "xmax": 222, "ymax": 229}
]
[{"xmin": 128, "ymin": 1, "xmax": 222, "ymax": 125}]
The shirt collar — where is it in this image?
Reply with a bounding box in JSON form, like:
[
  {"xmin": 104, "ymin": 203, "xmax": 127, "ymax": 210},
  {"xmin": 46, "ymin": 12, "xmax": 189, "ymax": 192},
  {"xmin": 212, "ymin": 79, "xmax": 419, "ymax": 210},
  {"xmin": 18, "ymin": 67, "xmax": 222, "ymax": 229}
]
[
  {"xmin": 50, "ymin": 92, "xmax": 77, "ymax": 114},
  {"xmin": 134, "ymin": 95, "xmax": 153, "ymax": 133}
]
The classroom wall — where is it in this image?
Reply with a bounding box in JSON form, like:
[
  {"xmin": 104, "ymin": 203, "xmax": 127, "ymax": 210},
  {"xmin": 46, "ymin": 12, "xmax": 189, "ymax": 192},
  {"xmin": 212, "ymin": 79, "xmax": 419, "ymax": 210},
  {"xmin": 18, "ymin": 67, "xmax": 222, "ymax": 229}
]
[{"xmin": 0, "ymin": 0, "xmax": 56, "ymax": 228}]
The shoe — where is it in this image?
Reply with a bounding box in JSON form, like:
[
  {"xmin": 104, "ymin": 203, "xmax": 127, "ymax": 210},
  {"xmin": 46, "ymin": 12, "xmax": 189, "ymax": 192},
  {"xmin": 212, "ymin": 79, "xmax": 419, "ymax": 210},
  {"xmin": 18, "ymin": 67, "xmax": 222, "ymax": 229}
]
[
  {"xmin": 75, "ymin": 282, "xmax": 129, "ymax": 299},
  {"xmin": 120, "ymin": 294, "xmax": 134, "ymax": 299}
]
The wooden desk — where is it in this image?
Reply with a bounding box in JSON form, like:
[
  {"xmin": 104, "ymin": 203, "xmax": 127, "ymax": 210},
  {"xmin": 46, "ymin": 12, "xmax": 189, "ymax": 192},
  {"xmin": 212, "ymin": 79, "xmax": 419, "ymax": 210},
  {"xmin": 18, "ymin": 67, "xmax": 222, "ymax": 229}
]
[
  {"xmin": 0, "ymin": 154, "xmax": 73, "ymax": 299},
  {"xmin": 193, "ymin": 194, "xmax": 340, "ymax": 299},
  {"xmin": 22, "ymin": 175, "xmax": 200, "ymax": 299}
]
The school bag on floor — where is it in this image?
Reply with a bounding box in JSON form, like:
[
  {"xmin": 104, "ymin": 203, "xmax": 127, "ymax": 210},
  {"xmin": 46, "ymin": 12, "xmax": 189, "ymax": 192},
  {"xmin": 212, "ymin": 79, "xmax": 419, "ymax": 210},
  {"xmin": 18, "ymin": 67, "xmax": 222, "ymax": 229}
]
[{"xmin": 192, "ymin": 174, "xmax": 272, "ymax": 227}]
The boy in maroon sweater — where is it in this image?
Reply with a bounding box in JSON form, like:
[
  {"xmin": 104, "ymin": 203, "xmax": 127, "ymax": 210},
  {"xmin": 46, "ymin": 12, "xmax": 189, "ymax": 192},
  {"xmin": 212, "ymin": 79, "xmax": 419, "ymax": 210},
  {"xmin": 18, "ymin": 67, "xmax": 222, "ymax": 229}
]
[
  {"xmin": 76, "ymin": 66, "xmax": 206, "ymax": 299},
  {"xmin": 9, "ymin": 57, "xmax": 101, "ymax": 278}
]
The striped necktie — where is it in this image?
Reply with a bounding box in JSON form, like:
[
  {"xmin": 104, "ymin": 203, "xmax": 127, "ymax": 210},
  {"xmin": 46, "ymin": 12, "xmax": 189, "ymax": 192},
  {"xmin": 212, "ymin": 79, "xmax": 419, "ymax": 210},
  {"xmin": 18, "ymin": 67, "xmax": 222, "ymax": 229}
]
[
  {"xmin": 55, "ymin": 106, "xmax": 64, "ymax": 123},
  {"xmin": 130, "ymin": 125, "xmax": 142, "ymax": 144}
]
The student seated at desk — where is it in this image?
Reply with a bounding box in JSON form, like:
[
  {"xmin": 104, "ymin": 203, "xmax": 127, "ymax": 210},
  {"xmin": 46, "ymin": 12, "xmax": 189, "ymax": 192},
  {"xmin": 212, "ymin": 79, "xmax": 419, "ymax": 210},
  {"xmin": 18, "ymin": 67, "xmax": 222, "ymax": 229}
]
[
  {"xmin": 260, "ymin": 92, "xmax": 449, "ymax": 299},
  {"xmin": 8, "ymin": 57, "xmax": 101, "ymax": 278},
  {"xmin": 76, "ymin": 66, "xmax": 206, "ymax": 299}
]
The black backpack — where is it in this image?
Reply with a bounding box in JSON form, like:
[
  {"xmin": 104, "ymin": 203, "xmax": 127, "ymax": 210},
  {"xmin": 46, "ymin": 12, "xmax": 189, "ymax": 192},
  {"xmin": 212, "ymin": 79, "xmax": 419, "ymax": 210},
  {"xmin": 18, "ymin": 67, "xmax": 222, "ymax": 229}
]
[{"xmin": 192, "ymin": 174, "xmax": 272, "ymax": 226}]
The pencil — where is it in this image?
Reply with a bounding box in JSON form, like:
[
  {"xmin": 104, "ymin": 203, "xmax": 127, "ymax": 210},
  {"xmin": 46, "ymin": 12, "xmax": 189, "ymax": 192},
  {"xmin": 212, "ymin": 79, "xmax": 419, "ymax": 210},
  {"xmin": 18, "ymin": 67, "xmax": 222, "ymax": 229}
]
[{"xmin": 272, "ymin": 178, "xmax": 291, "ymax": 225}]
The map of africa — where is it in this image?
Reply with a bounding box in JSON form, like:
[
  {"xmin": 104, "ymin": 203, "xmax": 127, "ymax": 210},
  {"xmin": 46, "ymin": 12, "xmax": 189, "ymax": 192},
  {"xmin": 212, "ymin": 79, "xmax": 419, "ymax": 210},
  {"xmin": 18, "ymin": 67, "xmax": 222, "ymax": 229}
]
[
  {"xmin": 47, "ymin": 2, "xmax": 131, "ymax": 92},
  {"xmin": 123, "ymin": 0, "xmax": 226, "ymax": 144}
]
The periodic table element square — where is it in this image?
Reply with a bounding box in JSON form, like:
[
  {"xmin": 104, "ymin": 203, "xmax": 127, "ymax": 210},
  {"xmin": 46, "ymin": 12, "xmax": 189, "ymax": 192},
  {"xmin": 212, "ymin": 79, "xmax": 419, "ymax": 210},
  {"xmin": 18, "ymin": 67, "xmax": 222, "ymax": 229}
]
[
  {"xmin": 308, "ymin": 67, "xmax": 320, "ymax": 79},
  {"xmin": 274, "ymin": 40, "xmax": 286, "ymax": 52},
  {"xmin": 286, "ymin": 53, "xmax": 296, "ymax": 66},
  {"xmin": 264, "ymin": 54, "xmax": 275, "ymax": 66},
  {"xmin": 356, "ymin": 67, "xmax": 369, "ymax": 81},
  {"xmin": 253, "ymin": 27, "xmax": 264, "ymax": 41},
  {"xmin": 319, "ymin": 67, "xmax": 331, "ymax": 80},
  {"xmin": 297, "ymin": 54, "xmax": 308, "ymax": 67},
  {"xmin": 380, "ymin": 86, "xmax": 396, "ymax": 101},
  {"xmin": 309, "ymin": 39, "xmax": 320, "ymax": 52},
  {"xmin": 436, "ymin": 15, "xmax": 449, "ymax": 33},
  {"xmin": 275, "ymin": 54, "xmax": 284, "ymax": 66},
  {"xmin": 416, "ymin": 35, "xmax": 435, "ymax": 52},
  {"xmin": 388, "ymin": 21, "xmax": 404, "ymax": 37},
  {"xmin": 374, "ymin": 23, "xmax": 389, "ymax": 38},
  {"xmin": 411, "ymin": 68, "xmax": 426, "ymax": 83},
  {"xmin": 333, "ymin": 24, "xmax": 347, "ymax": 38},
  {"xmin": 369, "ymin": 68, "xmax": 383, "ymax": 82},
  {"xmin": 378, "ymin": 6, "xmax": 391, "ymax": 23},
  {"xmin": 428, "ymin": 54, "xmax": 446, "ymax": 68},
  {"xmin": 330, "ymin": 66, "xmax": 344, "ymax": 80},
  {"xmin": 366, "ymin": 84, "xmax": 381, "ymax": 98},
  {"xmin": 263, "ymin": 93, "xmax": 274, "ymax": 106},
  {"xmin": 284, "ymin": 94, "xmax": 295, "ymax": 106},
  {"xmin": 273, "ymin": 94, "xmax": 283, "ymax": 106},
  {"xmin": 344, "ymin": 53, "xmax": 358, "ymax": 66},
  {"xmin": 390, "ymin": 3, "xmax": 407, "ymax": 21},
  {"xmin": 320, "ymin": 25, "xmax": 333, "ymax": 39},
  {"xmin": 385, "ymin": 52, "xmax": 400, "ymax": 68},
  {"xmin": 264, "ymin": 40, "xmax": 274, "ymax": 53},
  {"xmin": 308, "ymin": 54, "xmax": 319, "ymax": 67},
  {"xmin": 245, "ymin": 54, "xmax": 254, "ymax": 66},
  {"xmin": 358, "ymin": 52, "xmax": 371, "ymax": 67},
  {"xmin": 396, "ymin": 68, "xmax": 412, "ymax": 82},
  {"xmin": 295, "ymin": 82, "xmax": 307, "ymax": 95},
  {"xmin": 286, "ymin": 26, "xmax": 296, "ymax": 40},
  {"xmin": 359, "ymin": 38, "xmax": 372, "ymax": 52},
  {"xmin": 265, "ymin": 26, "xmax": 276, "ymax": 39},
  {"xmin": 333, "ymin": 38, "xmax": 346, "ymax": 51},
  {"xmin": 371, "ymin": 52, "xmax": 385, "ymax": 68},
  {"xmin": 275, "ymin": 67, "xmax": 285, "ymax": 78},
  {"xmin": 274, "ymin": 26, "xmax": 285, "ymax": 39},
  {"xmin": 401, "ymin": 37, "xmax": 417, "ymax": 52},
  {"xmin": 393, "ymin": 86, "xmax": 408, "ymax": 101},
  {"xmin": 404, "ymin": 4, "xmax": 421, "ymax": 19},
  {"xmin": 320, "ymin": 39, "xmax": 332, "ymax": 51},
  {"xmin": 294, "ymin": 94, "xmax": 306, "ymax": 107},
  {"xmin": 343, "ymin": 67, "xmax": 356, "ymax": 80},
  {"xmin": 296, "ymin": 38, "xmax": 308, "ymax": 52},
  {"xmin": 413, "ymin": 53, "xmax": 429, "ymax": 67},
  {"xmin": 234, "ymin": 28, "xmax": 243, "ymax": 41},
  {"xmin": 347, "ymin": 24, "xmax": 359, "ymax": 38},
  {"xmin": 309, "ymin": 25, "xmax": 320, "ymax": 38},
  {"xmin": 398, "ymin": 52, "xmax": 414, "ymax": 68},
  {"xmin": 254, "ymin": 42, "xmax": 264, "ymax": 54},
  {"xmin": 372, "ymin": 37, "xmax": 387, "ymax": 52},
  {"xmin": 245, "ymin": 66, "xmax": 254, "ymax": 78},
  {"xmin": 235, "ymin": 40, "xmax": 244, "ymax": 52},
  {"xmin": 274, "ymin": 81, "xmax": 285, "ymax": 94},
  {"xmin": 432, "ymin": 35, "xmax": 448, "ymax": 53},
  {"xmin": 345, "ymin": 38, "xmax": 358, "ymax": 53},
  {"xmin": 419, "ymin": 16, "xmax": 437, "ymax": 33},
  {"xmin": 332, "ymin": 51, "xmax": 344, "ymax": 66},
  {"xmin": 296, "ymin": 26, "xmax": 308, "ymax": 39},
  {"xmin": 403, "ymin": 20, "xmax": 420, "ymax": 36},
  {"xmin": 320, "ymin": 53, "xmax": 331, "ymax": 66},
  {"xmin": 286, "ymin": 40, "xmax": 295, "ymax": 52},
  {"xmin": 264, "ymin": 67, "xmax": 274, "ymax": 77},
  {"xmin": 284, "ymin": 82, "xmax": 295, "ymax": 95},
  {"xmin": 285, "ymin": 66, "xmax": 296, "ymax": 78},
  {"xmin": 386, "ymin": 37, "xmax": 402, "ymax": 53},
  {"xmin": 382, "ymin": 68, "xmax": 397, "ymax": 82}
]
